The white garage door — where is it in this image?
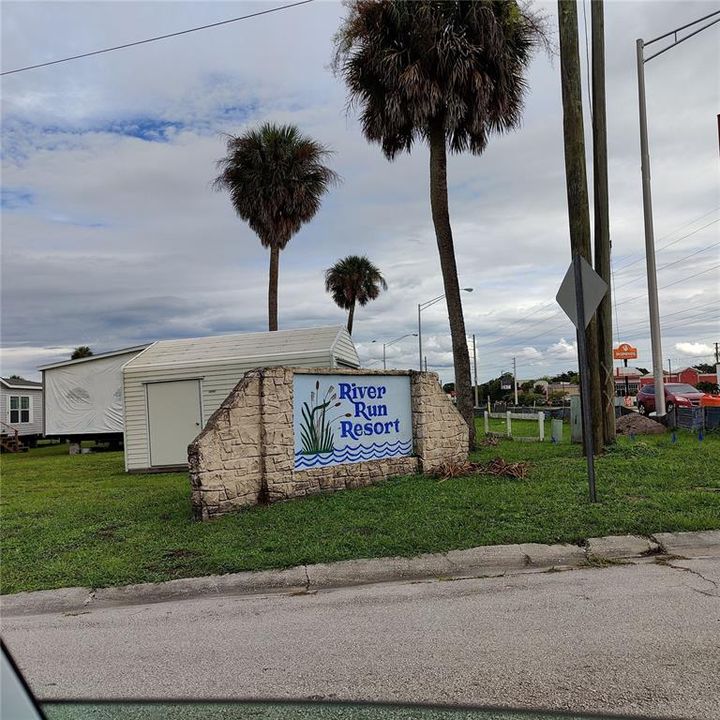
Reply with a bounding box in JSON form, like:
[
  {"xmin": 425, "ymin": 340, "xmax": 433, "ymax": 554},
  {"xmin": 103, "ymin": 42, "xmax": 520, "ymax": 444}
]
[{"xmin": 147, "ymin": 380, "xmax": 202, "ymax": 467}]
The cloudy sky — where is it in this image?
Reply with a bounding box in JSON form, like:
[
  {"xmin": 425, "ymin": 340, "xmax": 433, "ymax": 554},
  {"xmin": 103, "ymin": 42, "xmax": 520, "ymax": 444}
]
[{"xmin": 1, "ymin": 0, "xmax": 718, "ymax": 384}]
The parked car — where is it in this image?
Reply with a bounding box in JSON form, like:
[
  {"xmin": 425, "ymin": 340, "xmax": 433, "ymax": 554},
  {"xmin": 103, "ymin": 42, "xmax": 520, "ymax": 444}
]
[{"xmin": 636, "ymin": 383, "xmax": 707, "ymax": 415}]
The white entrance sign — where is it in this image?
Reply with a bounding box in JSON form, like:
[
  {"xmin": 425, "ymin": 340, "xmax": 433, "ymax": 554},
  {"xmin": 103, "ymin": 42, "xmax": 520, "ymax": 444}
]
[{"xmin": 293, "ymin": 374, "xmax": 413, "ymax": 470}]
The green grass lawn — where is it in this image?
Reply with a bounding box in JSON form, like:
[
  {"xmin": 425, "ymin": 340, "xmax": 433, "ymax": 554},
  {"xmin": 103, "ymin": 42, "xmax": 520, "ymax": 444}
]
[{"xmin": 1, "ymin": 423, "xmax": 718, "ymax": 595}]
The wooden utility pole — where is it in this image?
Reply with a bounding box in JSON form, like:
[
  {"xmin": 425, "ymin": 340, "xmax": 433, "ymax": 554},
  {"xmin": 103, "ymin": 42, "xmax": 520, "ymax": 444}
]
[
  {"xmin": 558, "ymin": 0, "xmax": 604, "ymax": 453},
  {"xmin": 591, "ymin": 0, "xmax": 616, "ymax": 445}
]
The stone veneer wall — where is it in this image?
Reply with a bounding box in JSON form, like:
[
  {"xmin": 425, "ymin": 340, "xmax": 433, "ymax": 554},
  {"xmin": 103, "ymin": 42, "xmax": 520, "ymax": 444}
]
[{"xmin": 188, "ymin": 367, "xmax": 468, "ymax": 521}]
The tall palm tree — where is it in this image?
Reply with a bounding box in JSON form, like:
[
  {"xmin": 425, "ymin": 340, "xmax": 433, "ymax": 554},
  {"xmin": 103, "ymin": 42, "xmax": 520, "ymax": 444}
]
[
  {"xmin": 325, "ymin": 255, "xmax": 387, "ymax": 335},
  {"xmin": 214, "ymin": 123, "xmax": 339, "ymax": 331},
  {"xmin": 333, "ymin": 1, "xmax": 547, "ymax": 448}
]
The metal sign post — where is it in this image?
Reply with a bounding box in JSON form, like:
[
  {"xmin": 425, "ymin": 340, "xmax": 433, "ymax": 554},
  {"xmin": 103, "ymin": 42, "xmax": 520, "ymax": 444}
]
[
  {"xmin": 556, "ymin": 255, "xmax": 608, "ymax": 504},
  {"xmin": 572, "ymin": 255, "xmax": 597, "ymax": 503}
]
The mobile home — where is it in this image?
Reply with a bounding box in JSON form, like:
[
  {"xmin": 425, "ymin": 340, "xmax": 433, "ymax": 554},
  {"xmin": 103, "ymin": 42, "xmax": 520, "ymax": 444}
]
[
  {"xmin": 39, "ymin": 346, "xmax": 149, "ymax": 444},
  {"xmin": 1, "ymin": 377, "xmax": 43, "ymax": 450}
]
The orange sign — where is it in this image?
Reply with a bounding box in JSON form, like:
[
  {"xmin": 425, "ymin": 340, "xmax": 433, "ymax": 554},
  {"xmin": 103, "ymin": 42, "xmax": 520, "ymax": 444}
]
[{"xmin": 613, "ymin": 343, "xmax": 638, "ymax": 360}]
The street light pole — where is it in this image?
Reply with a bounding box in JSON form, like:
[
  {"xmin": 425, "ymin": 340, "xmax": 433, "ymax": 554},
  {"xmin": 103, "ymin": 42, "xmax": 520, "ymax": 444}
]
[
  {"xmin": 636, "ymin": 38, "xmax": 665, "ymax": 417},
  {"xmin": 374, "ymin": 333, "xmax": 418, "ymax": 371},
  {"xmin": 472, "ymin": 334, "xmax": 478, "ymax": 408},
  {"xmin": 417, "ymin": 288, "xmax": 473, "ymax": 371},
  {"xmin": 635, "ymin": 10, "xmax": 720, "ymax": 417},
  {"xmin": 418, "ymin": 303, "xmax": 423, "ymax": 371}
]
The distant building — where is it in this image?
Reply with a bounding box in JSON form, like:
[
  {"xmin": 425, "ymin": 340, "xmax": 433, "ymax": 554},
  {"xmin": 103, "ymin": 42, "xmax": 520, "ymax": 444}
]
[
  {"xmin": 639, "ymin": 367, "xmax": 719, "ymax": 389},
  {"xmin": 547, "ymin": 382, "xmax": 580, "ymax": 398},
  {"xmin": 39, "ymin": 345, "xmax": 150, "ymax": 444},
  {"xmin": 1, "ymin": 377, "xmax": 43, "ymax": 450},
  {"xmin": 615, "ymin": 365, "xmax": 719, "ymax": 396},
  {"xmin": 613, "ymin": 366, "xmax": 647, "ymax": 397}
]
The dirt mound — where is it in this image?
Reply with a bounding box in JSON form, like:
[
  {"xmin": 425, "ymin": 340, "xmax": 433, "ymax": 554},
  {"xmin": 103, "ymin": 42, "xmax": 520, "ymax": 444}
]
[{"xmin": 616, "ymin": 413, "xmax": 666, "ymax": 436}]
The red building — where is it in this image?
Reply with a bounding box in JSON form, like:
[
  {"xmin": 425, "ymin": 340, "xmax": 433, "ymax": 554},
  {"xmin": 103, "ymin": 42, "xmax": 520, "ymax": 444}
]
[
  {"xmin": 638, "ymin": 367, "xmax": 719, "ymax": 388},
  {"xmin": 615, "ymin": 366, "xmax": 719, "ymax": 396}
]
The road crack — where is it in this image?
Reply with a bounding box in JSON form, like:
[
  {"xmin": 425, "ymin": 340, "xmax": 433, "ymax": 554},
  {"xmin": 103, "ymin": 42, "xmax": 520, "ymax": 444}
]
[{"xmin": 659, "ymin": 559, "xmax": 718, "ymax": 597}]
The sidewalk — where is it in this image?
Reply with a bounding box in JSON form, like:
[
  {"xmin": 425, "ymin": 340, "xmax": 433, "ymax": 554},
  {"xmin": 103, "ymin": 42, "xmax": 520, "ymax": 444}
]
[{"xmin": 3, "ymin": 530, "xmax": 719, "ymax": 617}]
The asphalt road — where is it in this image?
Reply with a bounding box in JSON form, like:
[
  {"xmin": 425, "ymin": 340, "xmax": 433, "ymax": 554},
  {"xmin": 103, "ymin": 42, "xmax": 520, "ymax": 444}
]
[{"xmin": 3, "ymin": 558, "xmax": 719, "ymax": 720}]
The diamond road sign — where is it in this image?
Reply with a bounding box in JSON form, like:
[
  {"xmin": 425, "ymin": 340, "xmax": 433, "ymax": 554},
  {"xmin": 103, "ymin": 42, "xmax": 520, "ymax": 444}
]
[{"xmin": 556, "ymin": 256, "xmax": 608, "ymax": 329}]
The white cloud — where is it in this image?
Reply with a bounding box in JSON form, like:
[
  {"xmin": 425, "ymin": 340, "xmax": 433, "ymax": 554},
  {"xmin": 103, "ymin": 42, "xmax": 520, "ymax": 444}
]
[
  {"xmin": 674, "ymin": 342, "xmax": 715, "ymax": 357},
  {"xmin": 1, "ymin": 0, "xmax": 718, "ymax": 384},
  {"xmin": 0, "ymin": 345, "xmax": 75, "ymax": 375},
  {"xmin": 517, "ymin": 346, "xmax": 543, "ymax": 361},
  {"xmin": 547, "ymin": 338, "xmax": 577, "ymax": 359}
]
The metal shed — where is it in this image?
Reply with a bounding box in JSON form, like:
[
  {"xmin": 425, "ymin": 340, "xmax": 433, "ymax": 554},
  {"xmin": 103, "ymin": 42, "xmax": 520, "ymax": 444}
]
[
  {"xmin": 121, "ymin": 326, "xmax": 359, "ymax": 472},
  {"xmin": 39, "ymin": 346, "xmax": 149, "ymax": 442}
]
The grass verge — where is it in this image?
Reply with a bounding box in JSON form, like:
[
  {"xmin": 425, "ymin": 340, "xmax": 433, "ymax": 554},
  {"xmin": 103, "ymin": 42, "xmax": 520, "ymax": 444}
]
[{"xmin": 1, "ymin": 423, "xmax": 718, "ymax": 594}]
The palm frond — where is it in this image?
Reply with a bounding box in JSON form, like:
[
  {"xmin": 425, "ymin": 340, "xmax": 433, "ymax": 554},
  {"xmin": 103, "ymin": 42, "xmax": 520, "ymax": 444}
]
[
  {"xmin": 213, "ymin": 123, "xmax": 341, "ymax": 250},
  {"xmin": 333, "ymin": 1, "xmax": 549, "ymax": 159},
  {"xmin": 324, "ymin": 254, "xmax": 387, "ymax": 311}
]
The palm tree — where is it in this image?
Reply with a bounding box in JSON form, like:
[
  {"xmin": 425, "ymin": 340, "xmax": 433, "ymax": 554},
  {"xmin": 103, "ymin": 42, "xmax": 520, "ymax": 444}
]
[
  {"xmin": 214, "ymin": 123, "xmax": 339, "ymax": 331},
  {"xmin": 325, "ymin": 255, "xmax": 387, "ymax": 335},
  {"xmin": 333, "ymin": 1, "xmax": 547, "ymax": 449},
  {"xmin": 71, "ymin": 346, "xmax": 93, "ymax": 360}
]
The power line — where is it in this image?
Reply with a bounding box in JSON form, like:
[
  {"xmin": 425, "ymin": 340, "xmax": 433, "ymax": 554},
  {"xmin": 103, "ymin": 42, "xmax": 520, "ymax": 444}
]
[
  {"xmin": 630, "ymin": 308, "xmax": 716, "ymax": 336},
  {"xmin": 479, "ymin": 228, "xmax": 717, "ymax": 350},
  {"xmin": 475, "ymin": 296, "xmax": 574, "ymax": 349},
  {"xmin": 613, "ymin": 239, "xmax": 720, "ymax": 291},
  {"xmin": 613, "ymin": 216, "xmax": 719, "ymax": 273},
  {"xmin": 620, "ymin": 302, "xmax": 719, "ymax": 333},
  {"xmin": 480, "ymin": 214, "xmax": 720, "ymax": 349},
  {"xmin": 658, "ymin": 263, "xmax": 720, "ymax": 291},
  {"xmin": 470, "ymin": 299, "xmax": 559, "ymax": 339},
  {"xmin": 621, "ymin": 312, "xmax": 718, "ymax": 342},
  {"xmin": 501, "ymin": 316, "xmax": 573, "ymax": 348},
  {"xmin": 1, "ymin": 0, "xmax": 315, "ymax": 76},
  {"xmin": 613, "ymin": 262, "xmax": 720, "ymax": 309},
  {"xmin": 654, "ymin": 240, "xmax": 720, "ymax": 273},
  {"xmin": 611, "ymin": 256, "xmax": 622, "ymax": 341}
]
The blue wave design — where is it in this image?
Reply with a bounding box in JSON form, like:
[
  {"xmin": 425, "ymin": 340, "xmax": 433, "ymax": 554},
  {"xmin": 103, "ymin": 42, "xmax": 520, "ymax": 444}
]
[{"xmin": 294, "ymin": 440, "xmax": 413, "ymax": 469}]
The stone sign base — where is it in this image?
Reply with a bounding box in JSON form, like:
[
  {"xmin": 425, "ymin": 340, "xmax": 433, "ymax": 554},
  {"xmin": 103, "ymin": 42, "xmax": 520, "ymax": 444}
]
[{"xmin": 188, "ymin": 367, "xmax": 468, "ymax": 520}]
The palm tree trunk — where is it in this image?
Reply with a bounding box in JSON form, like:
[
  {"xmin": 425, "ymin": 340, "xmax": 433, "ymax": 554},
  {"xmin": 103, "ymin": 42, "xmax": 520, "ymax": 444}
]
[
  {"xmin": 268, "ymin": 246, "xmax": 279, "ymax": 331},
  {"xmin": 428, "ymin": 121, "xmax": 476, "ymax": 451},
  {"xmin": 347, "ymin": 300, "xmax": 356, "ymax": 335}
]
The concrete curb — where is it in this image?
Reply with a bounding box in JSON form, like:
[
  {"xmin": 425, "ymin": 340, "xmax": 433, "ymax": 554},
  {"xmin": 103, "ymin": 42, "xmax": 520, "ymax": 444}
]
[
  {"xmin": 586, "ymin": 534, "xmax": 660, "ymax": 560},
  {"xmin": 2, "ymin": 530, "xmax": 718, "ymax": 617}
]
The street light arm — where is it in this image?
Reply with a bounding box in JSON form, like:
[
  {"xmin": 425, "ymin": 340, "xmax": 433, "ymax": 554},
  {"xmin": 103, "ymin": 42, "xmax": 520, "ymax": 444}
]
[
  {"xmin": 644, "ymin": 16, "xmax": 720, "ymax": 63},
  {"xmin": 635, "ymin": 11, "xmax": 718, "ymax": 417},
  {"xmin": 643, "ymin": 9, "xmax": 720, "ymax": 47},
  {"xmin": 417, "ymin": 288, "xmax": 472, "ymax": 371},
  {"xmin": 419, "ymin": 294, "xmax": 447, "ymax": 311},
  {"xmin": 385, "ymin": 332, "xmax": 418, "ymax": 348},
  {"xmin": 419, "ymin": 287, "xmax": 473, "ymax": 311}
]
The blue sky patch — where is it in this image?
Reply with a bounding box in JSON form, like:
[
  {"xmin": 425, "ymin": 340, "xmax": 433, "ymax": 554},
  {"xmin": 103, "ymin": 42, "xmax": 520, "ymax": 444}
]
[
  {"xmin": 104, "ymin": 118, "xmax": 185, "ymax": 141},
  {"xmin": 1, "ymin": 187, "xmax": 34, "ymax": 210}
]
